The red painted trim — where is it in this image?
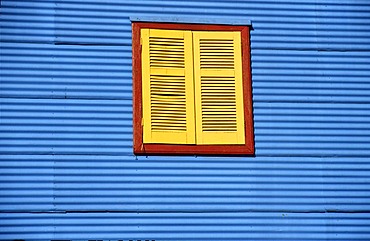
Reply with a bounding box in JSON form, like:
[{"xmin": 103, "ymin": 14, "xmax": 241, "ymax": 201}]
[
  {"xmin": 241, "ymin": 26, "xmax": 255, "ymax": 155},
  {"xmin": 132, "ymin": 22, "xmax": 254, "ymax": 156},
  {"xmin": 132, "ymin": 22, "xmax": 143, "ymax": 154},
  {"xmin": 133, "ymin": 22, "xmax": 246, "ymax": 32},
  {"xmin": 137, "ymin": 144, "xmax": 253, "ymax": 156}
]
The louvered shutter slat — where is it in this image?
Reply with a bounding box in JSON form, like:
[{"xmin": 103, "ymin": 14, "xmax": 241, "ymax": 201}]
[
  {"xmin": 141, "ymin": 29, "xmax": 195, "ymax": 144},
  {"xmin": 193, "ymin": 31, "xmax": 246, "ymax": 145}
]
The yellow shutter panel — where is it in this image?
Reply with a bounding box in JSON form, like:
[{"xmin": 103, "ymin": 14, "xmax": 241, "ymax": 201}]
[
  {"xmin": 141, "ymin": 29, "xmax": 196, "ymax": 144},
  {"xmin": 193, "ymin": 31, "xmax": 245, "ymax": 145}
]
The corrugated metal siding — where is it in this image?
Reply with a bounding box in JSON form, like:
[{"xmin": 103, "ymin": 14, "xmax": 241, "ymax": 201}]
[
  {"xmin": 2, "ymin": 212, "xmax": 370, "ymax": 240},
  {"xmin": 1, "ymin": 0, "xmax": 370, "ymax": 240}
]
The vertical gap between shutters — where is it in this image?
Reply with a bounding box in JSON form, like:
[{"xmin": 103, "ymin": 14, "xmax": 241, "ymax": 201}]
[{"xmin": 191, "ymin": 31, "xmax": 198, "ymax": 145}]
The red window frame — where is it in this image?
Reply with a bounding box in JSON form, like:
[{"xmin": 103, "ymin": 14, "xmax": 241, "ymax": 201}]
[{"xmin": 132, "ymin": 22, "xmax": 254, "ymax": 155}]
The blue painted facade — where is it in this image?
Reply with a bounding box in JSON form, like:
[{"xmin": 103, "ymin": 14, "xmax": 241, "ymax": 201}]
[{"xmin": 1, "ymin": 0, "xmax": 370, "ymax": 240}]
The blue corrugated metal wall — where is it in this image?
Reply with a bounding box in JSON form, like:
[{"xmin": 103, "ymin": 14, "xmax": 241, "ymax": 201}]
[{"xmin": 1, "ymin": 0, "xmax": 370, "ymax": 240}]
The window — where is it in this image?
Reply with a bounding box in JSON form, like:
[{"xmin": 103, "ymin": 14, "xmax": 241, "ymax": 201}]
[{"xmin": 132, "ymin": 20, "xmax": 254, "ymax": 155}]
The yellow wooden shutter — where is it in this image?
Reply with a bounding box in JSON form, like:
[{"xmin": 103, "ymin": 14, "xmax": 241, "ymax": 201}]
[
  {"xmin": 193, "ymin": 31, "xmax": 245, "ymax": 145},
  {"xmin": 141, "ymin": 29, "xmax": 196, "ymax": 144}
]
